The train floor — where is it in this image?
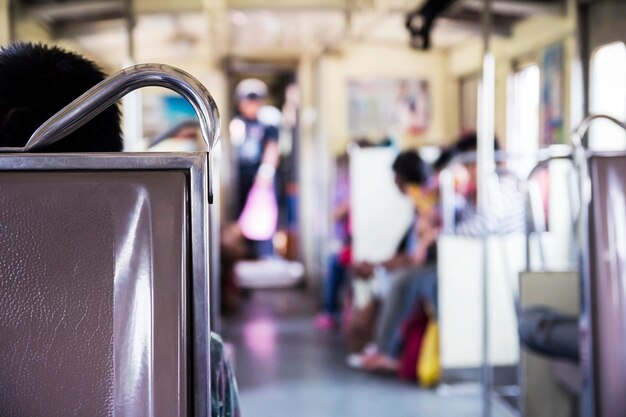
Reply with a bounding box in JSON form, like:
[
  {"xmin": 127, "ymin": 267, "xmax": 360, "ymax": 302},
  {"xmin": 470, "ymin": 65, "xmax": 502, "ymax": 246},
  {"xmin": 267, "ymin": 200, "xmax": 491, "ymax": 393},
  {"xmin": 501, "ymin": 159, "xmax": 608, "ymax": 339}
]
[{"xmin": 221, "ymin": 288, "xmax": 509, "ymax": 417}]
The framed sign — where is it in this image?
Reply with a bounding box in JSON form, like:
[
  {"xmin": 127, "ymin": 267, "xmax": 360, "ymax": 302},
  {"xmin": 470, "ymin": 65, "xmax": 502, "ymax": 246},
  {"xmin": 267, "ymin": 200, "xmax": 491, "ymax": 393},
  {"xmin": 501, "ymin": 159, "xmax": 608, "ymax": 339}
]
[{"xmin": 348, "ymin": 78, "xmax": 431, "ymax": 139}]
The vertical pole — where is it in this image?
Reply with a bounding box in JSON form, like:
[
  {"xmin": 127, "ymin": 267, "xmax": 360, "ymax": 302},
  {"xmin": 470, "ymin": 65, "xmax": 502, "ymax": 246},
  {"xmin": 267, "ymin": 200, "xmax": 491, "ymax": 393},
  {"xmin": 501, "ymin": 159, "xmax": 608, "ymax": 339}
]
[
  {"xmin": 479, "ymin": 0, "xmax": 496, "ymax": 208},
  {"xmin": 479, "ymin": 1, "xmax": 495, "ymax": 417},
  {"xmin": 573, "ymin": 1, "xmax": 593, "ymax": 415},
  {"xmin": 204, "ymin": 0, "xmax": 228, "ymax": 333},
  {"xmin": 122, "ymin": 0, "xmax": 144, "ymax": 152},
  {"xmin": 298, "ymin": 54, "xmax": 320, "ymax": 286},
  {"xmin": 125, "ymin": 0, "xmax": 135, "ymax": 64}
]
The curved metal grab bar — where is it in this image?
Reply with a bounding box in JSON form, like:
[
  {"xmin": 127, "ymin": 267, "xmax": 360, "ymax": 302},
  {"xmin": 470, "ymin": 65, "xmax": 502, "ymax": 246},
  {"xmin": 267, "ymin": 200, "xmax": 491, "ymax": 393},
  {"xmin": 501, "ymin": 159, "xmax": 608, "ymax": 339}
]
[
  {"xmin": 0, "ymin": 63, "xmax": 221, "ymax": 202},
  {"xmin": 572, "ymin": 114, "xmax": 626, "ymax": 150},
  {"xmin": 32, "ymin": 64, "xmax": 220, "ymax": 152},
  {"xmin": 0, "ymin": 63, "xmax": 220, "ymax": 153}
]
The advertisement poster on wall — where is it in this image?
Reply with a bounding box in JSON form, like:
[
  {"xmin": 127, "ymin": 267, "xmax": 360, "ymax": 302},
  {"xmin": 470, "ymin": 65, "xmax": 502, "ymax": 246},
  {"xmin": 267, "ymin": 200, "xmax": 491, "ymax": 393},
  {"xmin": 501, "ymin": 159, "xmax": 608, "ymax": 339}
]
[
  {"xmin": 541, "ymin": 43, "xmax": 564, "ymax": 146},
  {"xmin": 348, "ymin": 79, "xmax": 431, "ymax": 140}
]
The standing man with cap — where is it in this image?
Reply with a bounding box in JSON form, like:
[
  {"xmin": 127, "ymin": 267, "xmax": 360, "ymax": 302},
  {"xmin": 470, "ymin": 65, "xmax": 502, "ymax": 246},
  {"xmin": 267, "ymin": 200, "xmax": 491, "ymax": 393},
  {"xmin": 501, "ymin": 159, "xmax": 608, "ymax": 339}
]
[{"xmin": 230, "ymin": 78, "xmax": 280, "ymax": 257}]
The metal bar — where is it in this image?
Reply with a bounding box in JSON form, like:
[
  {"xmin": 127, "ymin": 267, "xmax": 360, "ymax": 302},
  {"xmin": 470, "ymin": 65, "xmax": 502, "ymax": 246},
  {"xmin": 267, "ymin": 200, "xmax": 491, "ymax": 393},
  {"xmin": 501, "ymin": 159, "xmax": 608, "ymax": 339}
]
[
  {"xmin": 0, "ymin": 152, "xmax": 203, "ymax": 170},
  {"xmin": 0, "ymin": 63, "xmax": 220, "ymax": 200},
  {"xmin": 576, "ymin": 133, "xmax": 595, "ymax": 417},
  {"xmin": 189, "ymin": 155, "xmax": 212, "ymax": 417},
  {"xmin": 572, "ymin": 114, "xmax": 626, "ymax": 150},
  {"xmin": 522, "ymin": 150, "xmax": 575, "ymax": 272},
  {"xmin": 19, "ymin": 64, "xmax": 219, "ymax": 154},
  {"xmin": 124, "ymin": 0, "xmax": 135, "ymax": 62},
  {"xmin": 479, "ymin": 0, "xmax": 494, "ymax": 416}
]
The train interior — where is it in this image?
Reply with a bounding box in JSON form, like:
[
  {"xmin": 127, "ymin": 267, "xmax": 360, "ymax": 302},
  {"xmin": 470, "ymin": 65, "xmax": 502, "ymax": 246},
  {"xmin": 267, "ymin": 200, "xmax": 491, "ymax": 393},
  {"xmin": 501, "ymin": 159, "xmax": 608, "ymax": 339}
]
[{"xmin": 0, "ymin": 0, "xmax": 625, "ymax": 416}]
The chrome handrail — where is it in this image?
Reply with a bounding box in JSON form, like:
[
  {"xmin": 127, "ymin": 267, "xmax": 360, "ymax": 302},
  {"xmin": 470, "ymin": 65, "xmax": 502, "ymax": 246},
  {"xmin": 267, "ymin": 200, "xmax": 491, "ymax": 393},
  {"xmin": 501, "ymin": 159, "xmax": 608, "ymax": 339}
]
[
  {"xmin": 438, "ymin": 144, "xmax": 574, "ymax": 236},
  {"xmin": 0, "ymin": 63, "xmax": 221, "ymax": 201},
  {"xmin": 572, "ymin": 114, "xmax": 626, "ymax": 150},
  {"xmin": 24, "ymin": 64, "xmax": 220, "ymax": 153}
]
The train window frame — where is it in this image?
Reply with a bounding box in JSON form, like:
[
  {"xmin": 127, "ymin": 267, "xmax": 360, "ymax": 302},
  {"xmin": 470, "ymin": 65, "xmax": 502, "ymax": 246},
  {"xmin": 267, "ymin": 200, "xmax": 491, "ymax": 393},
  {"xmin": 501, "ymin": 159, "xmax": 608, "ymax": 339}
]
[
  {"xmin": 506, "ymin": 63, "xmax": 541, "ymax": 178},
  {"xmin": 589, "ymin": 41, "xmax": 626, "ymax": 151}
]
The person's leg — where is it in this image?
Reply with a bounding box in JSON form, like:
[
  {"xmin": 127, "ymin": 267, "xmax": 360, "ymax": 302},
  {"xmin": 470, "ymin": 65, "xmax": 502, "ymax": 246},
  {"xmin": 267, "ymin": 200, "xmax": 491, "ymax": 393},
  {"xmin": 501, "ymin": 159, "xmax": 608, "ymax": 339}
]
[
  {"xmin": 374, "ymin": 268, "xmax": 418, "ymax": 350},
  {"xmin": 324, "ymin": 254, "xmax": 346, "ymax": 317},
  {"xmin": 385, "ymin": 265, "xmax": 438, "ymax": 358},
  {"xmin": 316, "ymin": 254, "xmax": 347, "ymax": 329},
  {"xmin": 237, "ymin": 165, "xmax": 256, "ymax": 217},
  {"xmin": 253, "ymin": 239, "xmax": 274, "ymax": 258}
]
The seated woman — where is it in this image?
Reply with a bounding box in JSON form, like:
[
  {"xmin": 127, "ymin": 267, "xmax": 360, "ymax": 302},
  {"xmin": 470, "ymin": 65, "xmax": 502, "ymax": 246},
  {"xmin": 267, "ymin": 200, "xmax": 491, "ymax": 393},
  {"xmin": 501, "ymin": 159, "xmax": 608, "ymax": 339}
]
[
  {"xmin": 349, "ymin": 150, "xmax": 440, "ymax": 372},
  {"xmin": 350, "ymin": 133, "xmax": 522, "ymax": 374},
  {"xmin": 0, "ymin": 42, "xmax": 240, "ymax": 417}
]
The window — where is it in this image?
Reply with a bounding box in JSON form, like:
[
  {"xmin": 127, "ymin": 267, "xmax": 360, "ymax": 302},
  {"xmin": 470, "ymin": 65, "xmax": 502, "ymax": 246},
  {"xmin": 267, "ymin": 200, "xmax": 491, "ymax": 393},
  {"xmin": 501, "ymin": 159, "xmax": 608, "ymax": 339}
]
[
  {"xmin": 460, "ymin": 75, "xmax": 479, "ymax": 133},
  {"xmin": 506, "ymin": 64, "xmax": 540, "ymax": 177},
  {"xmin": 590, "ymin": 42, "xmax": 626, "ymax": 151}
]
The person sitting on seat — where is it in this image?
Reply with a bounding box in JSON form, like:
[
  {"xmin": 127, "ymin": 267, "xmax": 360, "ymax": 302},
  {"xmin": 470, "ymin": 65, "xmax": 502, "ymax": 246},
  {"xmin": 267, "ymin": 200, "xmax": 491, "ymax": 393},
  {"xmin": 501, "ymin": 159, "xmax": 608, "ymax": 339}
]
[
  {"xmin": 349, "ymin": 150, "xmax": 440, "ymax": 372},
  {"xmin": 452, "ymin": 132, "xmax": 526, "ymax": 236}
]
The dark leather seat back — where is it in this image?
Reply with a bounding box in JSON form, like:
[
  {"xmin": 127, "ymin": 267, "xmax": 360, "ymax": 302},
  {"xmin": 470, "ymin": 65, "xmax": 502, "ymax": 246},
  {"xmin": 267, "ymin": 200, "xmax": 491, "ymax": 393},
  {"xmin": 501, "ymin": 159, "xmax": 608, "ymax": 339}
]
[
  {"xmin": 0, "ymin": 154, "xmax": 211, "ymax": 417},
  {"xmin": 585, "ymin": 152, "xmax": 626, "ymax": 417}
]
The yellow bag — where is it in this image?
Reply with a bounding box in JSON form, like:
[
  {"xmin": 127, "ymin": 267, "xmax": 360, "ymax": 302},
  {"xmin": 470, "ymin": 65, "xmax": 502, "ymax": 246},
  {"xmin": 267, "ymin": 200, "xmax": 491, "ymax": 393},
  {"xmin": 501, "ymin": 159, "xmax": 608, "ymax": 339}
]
[{"xmin": 417, "ymin": 321, "xmax": 441, "ymax": 387}]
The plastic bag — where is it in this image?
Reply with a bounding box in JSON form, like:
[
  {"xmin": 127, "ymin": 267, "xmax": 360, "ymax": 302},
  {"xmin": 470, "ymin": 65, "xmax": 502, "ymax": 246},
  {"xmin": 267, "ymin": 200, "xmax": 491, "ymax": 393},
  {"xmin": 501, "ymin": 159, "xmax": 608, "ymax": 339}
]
[{"xmin": 238, "ymin": 181, "xmax": 278, "ymax": 241}]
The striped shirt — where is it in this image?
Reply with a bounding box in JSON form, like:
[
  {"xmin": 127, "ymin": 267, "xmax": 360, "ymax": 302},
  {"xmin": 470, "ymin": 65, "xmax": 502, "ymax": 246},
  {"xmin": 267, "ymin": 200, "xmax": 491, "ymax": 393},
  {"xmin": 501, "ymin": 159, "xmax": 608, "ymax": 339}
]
[{"xmin": 455, "ymin": 175, "xmax": 526, "ymax": 237}]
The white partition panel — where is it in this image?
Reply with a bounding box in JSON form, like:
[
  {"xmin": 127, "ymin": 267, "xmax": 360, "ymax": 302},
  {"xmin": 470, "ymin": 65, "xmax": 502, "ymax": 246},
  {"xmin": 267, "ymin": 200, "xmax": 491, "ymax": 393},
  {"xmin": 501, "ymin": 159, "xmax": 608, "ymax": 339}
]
[
  {"xmin": 438, "ymin": 235, "xmax": 526, "ymax": 368},
  {"xmin": 350, "ymin": 147, "xmax": 414, "ymax": 263}
]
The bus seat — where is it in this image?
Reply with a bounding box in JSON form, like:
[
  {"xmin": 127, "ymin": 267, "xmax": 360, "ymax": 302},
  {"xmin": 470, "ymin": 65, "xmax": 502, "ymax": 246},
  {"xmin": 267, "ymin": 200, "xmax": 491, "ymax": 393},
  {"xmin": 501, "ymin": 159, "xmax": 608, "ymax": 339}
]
[
  {"xmin": 582, "ymin": 151, "xmax": 626, "ymax": 417},
  {"xmin": 0, "ymin": 64, "xmax": 218, "ymax": 417},
  {"xmin": 519, "ymin": 271, "xmax": 579, "ymax": 417},
  {"xmin": 0, "ymin": 171, "xmax": 191, "ymax": 417}
]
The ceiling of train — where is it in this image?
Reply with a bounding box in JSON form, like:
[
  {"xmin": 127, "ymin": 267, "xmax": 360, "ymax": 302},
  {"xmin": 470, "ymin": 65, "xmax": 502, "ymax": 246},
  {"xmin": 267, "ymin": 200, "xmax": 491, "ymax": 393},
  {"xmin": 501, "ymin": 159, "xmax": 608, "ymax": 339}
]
[{"xmin": 14, "ymin": 0, "xmax": 566, "ymax": 69}]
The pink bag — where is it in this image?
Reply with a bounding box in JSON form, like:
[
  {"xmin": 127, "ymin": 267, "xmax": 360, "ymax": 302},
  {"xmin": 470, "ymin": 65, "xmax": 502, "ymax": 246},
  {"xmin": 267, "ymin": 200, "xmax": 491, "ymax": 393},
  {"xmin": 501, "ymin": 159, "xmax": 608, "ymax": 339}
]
[{"xmin": 238, "ymin": 182, "xmax": 278, "ymax": 241}]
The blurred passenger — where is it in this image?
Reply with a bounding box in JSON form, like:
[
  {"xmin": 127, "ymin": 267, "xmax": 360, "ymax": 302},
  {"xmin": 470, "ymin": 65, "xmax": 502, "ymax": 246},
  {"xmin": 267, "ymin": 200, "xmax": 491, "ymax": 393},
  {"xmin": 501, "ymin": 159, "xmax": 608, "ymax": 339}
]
[
  {"xmin": 0, "ymin": 42, "xmax": 240, "ymax": 417},
  {"xmin": 453, "ymin": 132, "xmax": 526, "ymax": 236},
  {"xmin": 349, "ymin": 133, "xmax": 525, "ymax": 377},
  {"xmin": 349, "ymin": 150, "xmax": 440, "ymax": 372},
  {"xmin": 230, "ymin": 79, "xmax": 280, "ymax": 258},
  {"xmin": 315, "ymin": 153, "xmax": 351, "ymax": 330}
]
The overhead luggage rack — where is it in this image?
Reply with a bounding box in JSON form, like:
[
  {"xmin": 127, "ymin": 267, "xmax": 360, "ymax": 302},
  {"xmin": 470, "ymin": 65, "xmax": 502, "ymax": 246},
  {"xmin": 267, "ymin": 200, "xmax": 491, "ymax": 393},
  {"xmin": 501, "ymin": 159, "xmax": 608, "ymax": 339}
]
[{"xmin": 0, "ymin": 64, "xmax": 220, "ymax": 417}]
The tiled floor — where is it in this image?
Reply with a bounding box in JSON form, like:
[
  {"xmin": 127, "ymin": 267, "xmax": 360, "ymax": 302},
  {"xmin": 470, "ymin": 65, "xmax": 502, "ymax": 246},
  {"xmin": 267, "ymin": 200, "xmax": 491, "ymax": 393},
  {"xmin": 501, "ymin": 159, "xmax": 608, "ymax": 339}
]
[{"xmin": 222, "ymin": 289, "xmax": 506, "ymax": 417}]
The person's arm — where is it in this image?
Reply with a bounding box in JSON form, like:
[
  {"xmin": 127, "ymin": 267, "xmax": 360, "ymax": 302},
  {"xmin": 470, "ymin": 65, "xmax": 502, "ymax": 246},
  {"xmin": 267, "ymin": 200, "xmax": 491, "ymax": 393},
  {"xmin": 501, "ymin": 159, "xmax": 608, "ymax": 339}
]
[
  {"xmin": 353, "ymin": 254, "xmax": 411, "ymax": 279},
  {"xmin": 255, "ymin": 127, "xmax": 279, "ymax": 186},
  {"xmin": 380, "ymin": 253, "xmax": 413, "ymax": 270},
  {"xmin": 384, "ymin": 210, "xmax": 440, "ymax": 269},
  {"xmin": 411, "ymin": 214, "xmax": 439, "ymax": 266},
  {"xmin": 261, "ymin": 140, "xmax": 279, "ymax": 168},
  {"xmin": 354, "ymin": 209, "xmax": 437, "ymax": 277}
]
